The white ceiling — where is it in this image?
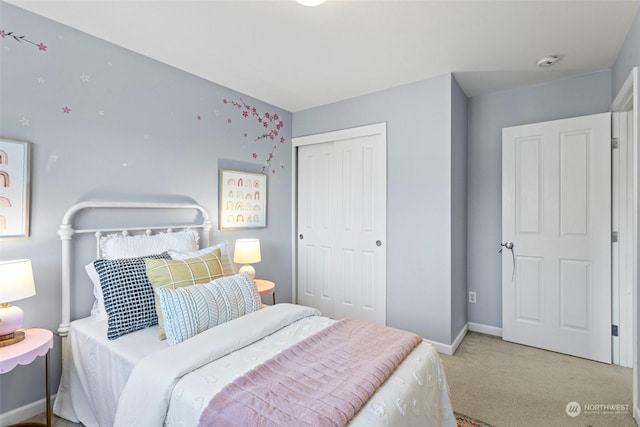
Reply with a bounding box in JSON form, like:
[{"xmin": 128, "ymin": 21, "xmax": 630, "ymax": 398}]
[{"xmin": 6, "ymin": 0, "xmax": 640, "ymax": 112}]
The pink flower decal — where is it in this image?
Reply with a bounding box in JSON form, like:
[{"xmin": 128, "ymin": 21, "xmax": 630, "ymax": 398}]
[
  {"xmin": 223, "ymin": 97, "xmax": 287, "ymax": 174},
  {"xmin": 1, "ymin": 30, "xmax": 48, "ymax": 52},
  {"xmin": 62, "ymin": 106, "xmax": 71, "ymax": 114}
]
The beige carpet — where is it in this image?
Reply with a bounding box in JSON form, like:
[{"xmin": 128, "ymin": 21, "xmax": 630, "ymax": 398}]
[{"xmin": 440, "ymin": 332, "xmax": 636, "ymax": 427}]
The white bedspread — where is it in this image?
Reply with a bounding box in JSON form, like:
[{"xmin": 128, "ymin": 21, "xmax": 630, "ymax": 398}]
[
  {"xmin": 55, "ymin": 304, "xmax": 455, "ymax": 427},
  {"xmin": 115, "ymin": 304, "xmax": 455, "ymax": 427},
  {"xmin": 53, "ymin": 314, "xmax": 169, "ymax": 427}
]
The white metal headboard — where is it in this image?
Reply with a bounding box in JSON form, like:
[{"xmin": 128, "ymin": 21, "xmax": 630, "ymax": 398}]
[{"xmin": 57, "ymin": 201, "xmax": 212, "ymax": 337}]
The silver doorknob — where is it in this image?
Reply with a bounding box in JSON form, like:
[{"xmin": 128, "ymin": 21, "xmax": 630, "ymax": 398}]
[
  {"xmin": 299, "ymin": 234, "xmax": 304, "ymax": 239},
  {"xmin": 376, "ymin": 240, "xmax": 382, "ymax": 247},
  {"xmin": 501, "ymin": 242, "xmax": 514, "ymax": 250}
]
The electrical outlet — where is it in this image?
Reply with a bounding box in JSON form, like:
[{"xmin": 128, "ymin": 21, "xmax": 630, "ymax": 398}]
[{"xmin": 469, "ymin": 291, "xmax": 477, "ymax": 303}]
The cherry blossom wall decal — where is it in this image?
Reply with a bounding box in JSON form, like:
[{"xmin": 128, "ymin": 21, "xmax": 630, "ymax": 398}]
[
  {"xmin": 0, "ymin": 29, "xmax": 47, "ymax": 51},
  {"xmin": 223, "ymin": 97, "xmax": 287, "ymax": 174}
]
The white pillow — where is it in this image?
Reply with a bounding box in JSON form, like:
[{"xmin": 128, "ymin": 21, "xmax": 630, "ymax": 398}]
[
  {"xmin": 87, "ymin": 229, "xmax": 200, "ymax": 321},
  {"xmin": 100, "ymin": 229, "xmax": 199, "ymax": 259},
  {"xmin": 168, "ymin": 241, "xmax": 235, "ymax": 276},
  {"xmin": 85, "ymin": 262, "xmax": 107, "ymax": 321}
]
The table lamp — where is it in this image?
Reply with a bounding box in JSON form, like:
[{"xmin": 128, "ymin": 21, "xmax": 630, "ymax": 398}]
[
  {"xmin": 0, "ymin": 259, "xmax": 36, "ymax": 346},
  {"xmin": 233, "ymin": 239, "xmax": 261, "ymax": 279}
]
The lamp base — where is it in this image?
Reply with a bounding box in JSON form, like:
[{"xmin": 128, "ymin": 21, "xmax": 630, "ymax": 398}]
[
  {"xmin": 0, "ymin": 330, "xmax": 25, "ymax": 347},
  {"xmin": 0, "ymin": 303, "xmax": 25, "ymax": 343},
  {"xmin": 238, "ymin": 264, "xmax": 256, "ymax": 279}
]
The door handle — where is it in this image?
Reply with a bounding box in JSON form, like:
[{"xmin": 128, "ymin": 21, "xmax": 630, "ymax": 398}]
[
  {"xmin": 376, "ymin": 240, "xmax": 382, "ymax": 247},
  {"xmin": 500, "ymin": 242, "xmax": 514, "ymax": 250},
  {"xmin": 500, "ymin": 242, "xmax": 516, "ymax": 281}
]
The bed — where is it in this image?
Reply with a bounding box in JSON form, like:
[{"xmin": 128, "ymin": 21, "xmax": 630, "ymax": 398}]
[{"xmin": 52, "ymin": 201, "xmax": 455, "ymax": 427}]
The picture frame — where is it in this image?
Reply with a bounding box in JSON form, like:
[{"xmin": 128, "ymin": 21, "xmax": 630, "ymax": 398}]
[
  {"xmin": 0, "ymin": 139, "xmax": 31, "ymax": 239},
  {"xmin": 219, "ymin": 169, "xmax": 267, "ymax": 230}
]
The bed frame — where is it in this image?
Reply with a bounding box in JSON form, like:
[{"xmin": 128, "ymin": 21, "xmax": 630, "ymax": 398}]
[{"xmin": 57, "ymin": 201, "xmax": 212, "ymax": 338}]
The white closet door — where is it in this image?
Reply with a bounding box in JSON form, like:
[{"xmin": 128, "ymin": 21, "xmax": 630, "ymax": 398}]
[
  {"xmin": 297, "ymin": 141, "xmax": 337, "ymax": 318},
  {"xmin": 295, "ymin": 123, "xmax": 387, "ymax": 325}
]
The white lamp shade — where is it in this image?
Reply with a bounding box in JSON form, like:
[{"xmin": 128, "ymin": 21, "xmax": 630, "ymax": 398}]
[
  {"xmin": 0, "ymin": 259, "xmax": 36, "ymax": 303},
  {"xmin": 233, "ymin": 239, "xmax": 261, "ymax": 264}
]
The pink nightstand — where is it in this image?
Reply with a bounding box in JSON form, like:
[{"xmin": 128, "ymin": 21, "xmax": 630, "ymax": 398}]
[
  {"xmin": 0, "ymin": 328, "xmax": 54, "ymax": 427},
  {"xmin": 254, "ymin": 279, "xmax": 276, "ymax": 305}
]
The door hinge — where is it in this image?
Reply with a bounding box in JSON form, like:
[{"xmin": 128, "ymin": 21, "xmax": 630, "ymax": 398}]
[
  {"xmin": 612, "ymin": 137, "xmax": 619, "ymax": 149},
  {"xmin": 612, "ymin": 231, "xmax": 618, "ymax": 243},
  {"xmin": 612, "ymin": 325, "xmax": 619, "ymax": 337}
]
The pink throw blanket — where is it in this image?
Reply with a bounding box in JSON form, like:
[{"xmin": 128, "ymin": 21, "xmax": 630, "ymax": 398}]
[{"xmin": 198, "ymin": 319, "xmax": 422, "ymax": 427}]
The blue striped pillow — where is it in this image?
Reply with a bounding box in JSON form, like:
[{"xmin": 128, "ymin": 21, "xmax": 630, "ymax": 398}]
[{"xmin": 156, "ymin": 273, "xmax": 262, "ymax": 344}]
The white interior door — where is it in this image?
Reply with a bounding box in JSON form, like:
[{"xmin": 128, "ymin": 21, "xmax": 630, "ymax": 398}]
[
  {"xmin": 294, "ymin": 123, "xmax": 387, "ymax": 325},
  {"xmin": 502, "ymin": 113, "xmax": 611, "ymax": 363}
]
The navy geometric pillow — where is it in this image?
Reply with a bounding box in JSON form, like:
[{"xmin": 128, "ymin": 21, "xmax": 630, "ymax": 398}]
[{"xmin": 94, "ymin": 252, "xmax": 170, "ymax": 339}]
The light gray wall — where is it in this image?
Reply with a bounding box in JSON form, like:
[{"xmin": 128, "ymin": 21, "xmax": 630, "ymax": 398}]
[
  {"xmin": 450, "ymin": 77, "xmax": 468, "ymax": 342},
  {"xmin": 0, "ymin": 3, "xmax": 292, "ymax": 415},
  {"xmin": 293, "ymin": 73, "xmax": 465, "ymax": 345},
  {"xmin": 613, "ymin": 7, "xmax": 640, "ymax": 98},
  {"xmin": 466, "ymin": 70, "xmax": 612, "ymax": 328}
]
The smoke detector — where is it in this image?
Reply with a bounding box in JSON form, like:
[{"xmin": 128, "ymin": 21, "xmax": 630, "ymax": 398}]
[{"xmin": 536, "ymin": 56, "xmax": 560, "ymax": 68}]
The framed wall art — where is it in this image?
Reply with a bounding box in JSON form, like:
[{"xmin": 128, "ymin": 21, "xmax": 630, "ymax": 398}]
[
  {"xmin": 0, "ymin": 139, "xmax": 31, "ymax": 239},
  {"xmin": 219, "ymin": 169, "xmax": 267, "ymax": 230}
]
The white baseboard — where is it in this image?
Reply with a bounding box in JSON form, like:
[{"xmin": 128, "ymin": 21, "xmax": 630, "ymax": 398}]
[
  {"xmin": 468, "ymin": 321, "xmax": 503, "ymax": 337},
  {"xmin": 451, "ymin": 323, "xmax": 469, "ymax": 354},
  {"xmin": 634, "ymin": 404, "xmax": 640, "ymax": 425},
  {"xmin": 424, "ymin": 322, "xmax": 502, "ymax": 356},
  {"xmin": 0, "ymin": 394, "xmax": 55, "ymax": 427},
  {"xmin": 424, "ymin": 323, "xmax": 469, "ymax": 356}
]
